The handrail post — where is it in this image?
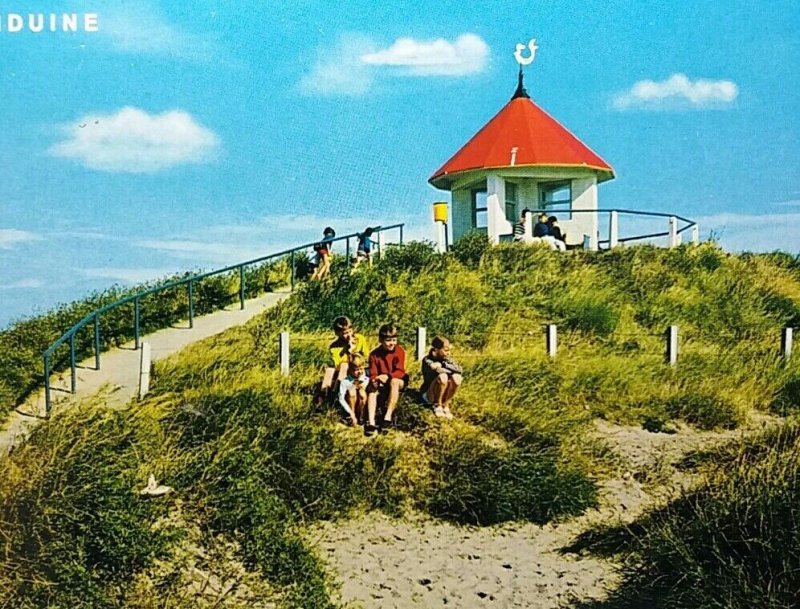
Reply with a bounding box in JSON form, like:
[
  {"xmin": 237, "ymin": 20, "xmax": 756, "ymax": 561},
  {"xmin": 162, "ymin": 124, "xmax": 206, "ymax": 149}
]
[
  {"xmin": 346, "ymin": 238, "xmax": 350, "ymax": 262},
  {"xmin": 188, "ymin": 281, "xmax": 194, "ymax": 329},
  {"xmin": 377, "ymin": 229, "xmax": 384, "ymax": 260},
  {"xmin": 692, "ymin": 224, "xmax": 699, "ymax": 244},
  {"xmin": 44, "ymin": 353, "xmax": 51, "ymax": 416},
  {"xmin": 399, "ymin": 224, "xmax": 404, "ymax": 245},
  {"xmin": 609, "ymin": 211, "xmax": 619, "ymax": 249},
  {"xmin": 669, "ymin": 216, "xmax": 678, "ymax": 248},
  {"xmin": 69, "ymin": 334, "xmax": 76, "ymax": 394},
  {"xmin": 239, "ymin": 266, "xmax": 245, "ymax": 310},
  {"xmin": 290, "ymin": 251, "xmax": 296, "ymax": 290},
  {"xmin": 134, "ymin": 298, "xmax": 140, "ymax": 350},
  {"xmin": 94, "ymin": 314, "xmax": 101, "ymax": 370}
]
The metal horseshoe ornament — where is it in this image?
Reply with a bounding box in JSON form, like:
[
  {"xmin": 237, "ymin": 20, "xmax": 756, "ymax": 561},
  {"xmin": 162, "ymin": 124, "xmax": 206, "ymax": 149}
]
[{"xmin": 514, "ymin": 39, "xmax": 538, "ymax": 66}]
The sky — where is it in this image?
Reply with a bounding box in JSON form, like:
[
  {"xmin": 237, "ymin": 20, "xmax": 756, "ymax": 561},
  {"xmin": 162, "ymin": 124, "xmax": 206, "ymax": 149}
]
[{"xmin": 1, "ymin": 0, "xmax": 799, "ymax": 327}]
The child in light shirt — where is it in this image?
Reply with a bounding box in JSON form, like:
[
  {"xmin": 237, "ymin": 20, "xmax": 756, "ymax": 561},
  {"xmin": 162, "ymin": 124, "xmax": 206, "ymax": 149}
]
[{"xmin": 338, "ymin": 354, "xmax": 369, "ymax": 427}]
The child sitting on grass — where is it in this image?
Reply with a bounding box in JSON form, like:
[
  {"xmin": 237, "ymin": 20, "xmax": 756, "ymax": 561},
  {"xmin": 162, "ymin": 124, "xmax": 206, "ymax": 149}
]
[
  {"xmin": 338, "ymin": 354, "xmax": 369, "ymax": 427},
  {"xmin": 366, "ymin": 323, "xmax": 408, "ymax": 436},
  {"xmin": 420, "ymin": 336, "xmax": 463, "ymax": 420},
  {"xmin": 316, "ymin": 316, "xmax": 369, "ymax": 406}
]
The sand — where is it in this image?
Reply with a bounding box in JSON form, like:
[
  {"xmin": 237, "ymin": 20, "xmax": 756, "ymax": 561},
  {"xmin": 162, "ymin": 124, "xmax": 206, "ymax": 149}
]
[{"xmin": 308, "ymin": 416, "xmax": 778, "ymax": 609}]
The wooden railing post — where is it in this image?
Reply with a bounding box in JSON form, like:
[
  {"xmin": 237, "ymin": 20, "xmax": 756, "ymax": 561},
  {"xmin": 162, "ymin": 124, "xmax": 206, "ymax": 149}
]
[
  {"xmin": 279, "ymin": 332, "xmax": 290, "ymax": 375},
  {"xmin": 782, "ymin": 327, "xmax": 793, "ymax": 364},
  {"xmin": 546, "ymin": 324, "xmax": 558, "ymax": 358},
  {"xmin": 416, "ymin": 327, "xmax": 427, "ymax": 361},
  {"xmin": 666, "ymin": 325, "xmax": 678, "ymax": 366}
]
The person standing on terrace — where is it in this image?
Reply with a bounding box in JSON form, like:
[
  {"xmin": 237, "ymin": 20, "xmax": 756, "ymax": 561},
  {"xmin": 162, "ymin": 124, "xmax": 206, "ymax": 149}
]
[{"xmin": 366, "ymin": 324, "xmax": 408, "ymax": 436}]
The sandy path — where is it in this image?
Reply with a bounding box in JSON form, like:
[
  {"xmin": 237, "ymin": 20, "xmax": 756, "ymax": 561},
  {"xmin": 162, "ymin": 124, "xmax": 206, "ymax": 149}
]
[
  {"xmin": 309, "ymin": 418, "xmax": 774, "ymax": 609},
  {"xmin": 0, "ymin": 289, "xmax": 290, "ymax": 454}
]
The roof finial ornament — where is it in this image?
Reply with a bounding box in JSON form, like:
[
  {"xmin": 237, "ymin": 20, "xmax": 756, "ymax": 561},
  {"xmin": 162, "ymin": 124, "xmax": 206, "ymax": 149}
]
[{"xmin": 512, "ymin": 38, "xmax": 537, "ymax": 99}]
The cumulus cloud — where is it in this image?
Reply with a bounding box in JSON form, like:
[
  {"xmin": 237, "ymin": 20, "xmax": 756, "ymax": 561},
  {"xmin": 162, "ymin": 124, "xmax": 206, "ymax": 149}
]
[
  {"xmin": 48, "ymin": 107, "xmax": 220, "ymax": 173},
  {"xmin": 300, "ymin": 33, "xmax": 489, "ymax": 96},
  {"xmin": 360, "ymin": 33, "xmax": 489, "ymax": 76},
  {"xmin": 613, "ymin": 73, "xmax": 738, "ymax": 110},
  {"xmin": 0, "ymin": 229, "xmax": 40, "ymax": 249}
]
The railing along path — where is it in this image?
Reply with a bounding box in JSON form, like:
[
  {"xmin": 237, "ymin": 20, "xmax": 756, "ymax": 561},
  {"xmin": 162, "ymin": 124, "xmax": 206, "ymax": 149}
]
[{"xmin": 42, "ymin": 224, "xmax": 405, "ymax": 414}]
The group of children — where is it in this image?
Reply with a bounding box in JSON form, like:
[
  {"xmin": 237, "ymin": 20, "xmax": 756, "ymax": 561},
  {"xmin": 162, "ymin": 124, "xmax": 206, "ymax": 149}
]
[
  {"xmin": 311, "ymin": 226, "xmax": 375, "ymax": 280},
  {"xmin": 318, "ymin": 316, "xmax": 463, "ymax": 436},
  {"xmin": 513, "ymin": 210, "xmax": 567, "ymax": 251}
]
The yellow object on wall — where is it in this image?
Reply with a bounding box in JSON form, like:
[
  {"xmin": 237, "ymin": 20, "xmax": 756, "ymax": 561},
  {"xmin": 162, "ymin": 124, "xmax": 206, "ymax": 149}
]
[{"xmin": 433, "ymin": 201, "xmax": 448, "ymax": 223}]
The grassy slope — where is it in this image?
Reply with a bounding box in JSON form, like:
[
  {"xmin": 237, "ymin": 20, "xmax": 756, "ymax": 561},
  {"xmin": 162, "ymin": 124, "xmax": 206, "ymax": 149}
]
[
  {"xmin": 0, "ymin": 258, "xmax": 291, "ymax": 421},
  {"xmin": 2, "ymin": 237, "xmax": 800, "ymax": 607}
]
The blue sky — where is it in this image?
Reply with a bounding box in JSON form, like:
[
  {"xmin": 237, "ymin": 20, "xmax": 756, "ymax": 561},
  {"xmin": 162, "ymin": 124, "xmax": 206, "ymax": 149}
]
[{"xmin": 1, "ymin": 0, "xmax": 799, "ymax": 327}]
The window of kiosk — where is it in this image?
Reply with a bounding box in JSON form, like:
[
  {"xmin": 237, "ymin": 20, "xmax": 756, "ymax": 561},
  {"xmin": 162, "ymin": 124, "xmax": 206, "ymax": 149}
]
[
  {"xmin": 472, "ymin": 189, "xmax": 488, "ymax": 232},
  {"xmin": 539, "ymin": 181, "xmax": 572, "ymax": 219},
  {"xmin": 505, "ymin": 181, "xmax": 518, "ymax": 222}
]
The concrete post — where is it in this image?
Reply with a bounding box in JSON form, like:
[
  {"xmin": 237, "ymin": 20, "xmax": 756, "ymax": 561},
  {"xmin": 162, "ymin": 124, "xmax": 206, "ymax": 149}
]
[
  {"xmin": 138, "ymin": 342, "xmax": 151, "ymax": 400},
  {"xmin": 546, "ymin": 324, "xmax": 557, "ymax": 358},
  {"xmin": 692, "ymin": 224, "xmax": 699, "ymax": 244},
  {"xmin": 669, "ymin": 217, "xmax": 678, "ymax": 248},
  {"xmin": 782, "ymin": 327, "xmax": 793, "ymax": 363},
  {"xmin": 416, "ymin": 327, "xmax": 427, "ymax": 361},
  {"xmin": 609, "ymin": 211, "xmax": 619, "ymax": 249},
  {"xmin": 665, "ymin": 326, "xmax": 678, "ymax": 366},
  {"xmin": 279, "ymin": 331, "xmax": 290, "ymax": 376}
]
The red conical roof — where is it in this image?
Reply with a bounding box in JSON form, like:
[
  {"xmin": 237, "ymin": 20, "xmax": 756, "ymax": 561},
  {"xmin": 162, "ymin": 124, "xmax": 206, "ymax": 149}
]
[{"xmin": 429, "ymin": 94, "xmax": 614, "ymax": 189}]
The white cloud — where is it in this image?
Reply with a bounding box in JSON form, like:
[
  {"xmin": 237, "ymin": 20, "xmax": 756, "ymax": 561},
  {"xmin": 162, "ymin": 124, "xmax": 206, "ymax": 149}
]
[
  {"xmin": 0, "ymin": 279, "xmax": 43, "ymax": 289},
  {"xmin": 695, "ymin": 212, "xmax": 800, "ymax": 253},
  {"xmin": 299, "ymin": 34, "xmax": 376, "ymax": 96},
  {"xmin": 134, "ymin": 239, "xmax": 265, "ymax": 265},
  {"xmin": 80, "ymin": 267, "xmax": 177, "ymax": 284},
  {"xmin": 98, "ymin": 1, "xmax": 219, "ymax": 60},
  {"xmin": 48, "ymin": 107, "xmax": 220, "ymax": 173},
  {"xmin": 613, "ymin": 73, "xmax": 738, "ymax": 110},
  {"xmin": 360, "ymin": 33, "xmax": 489, "ymax": 76},
  {"xmin": 300, "ymin": 33, "xmax": 489, "ymax": 96},
  {"xmin": 0, "ymin": 229, "xmax": 40, "ymax": 249}
]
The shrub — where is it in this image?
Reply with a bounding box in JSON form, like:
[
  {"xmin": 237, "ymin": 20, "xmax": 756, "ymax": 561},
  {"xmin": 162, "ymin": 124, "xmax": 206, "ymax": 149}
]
[{"xmin": 450, "ymin": 230, "xmax": 490, "ymax": 268}]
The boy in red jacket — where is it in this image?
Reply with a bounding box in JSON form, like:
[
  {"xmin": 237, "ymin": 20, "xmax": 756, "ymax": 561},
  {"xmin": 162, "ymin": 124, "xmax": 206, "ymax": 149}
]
[{"xmin": 366, "ymin": 323, "xmax": 408, "ymax": 435}]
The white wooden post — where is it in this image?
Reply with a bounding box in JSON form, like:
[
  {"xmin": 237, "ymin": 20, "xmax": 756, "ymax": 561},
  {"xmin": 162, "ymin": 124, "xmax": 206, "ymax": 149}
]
[
  {"xmin": 546, "ymin": 324, "xmax": 557, "ymax": 358},
  {"xmin": 669, "ymin": 216, "xmax": 678, "ymax": 248},
  {"xmin": 691, "ymin": 224, "xmax": 699, "ymax": 244},
  {"xmin": 782, "ymin": 327, "xmax": 793, "ymax": 363},
  {"xmin": 416, "ymin": 327, "xmax": 427, "ymax": 361},
  {"xmin": 138, "ymin": 342, "xmax": 151, "ymax": 400},
  {"xmin": 279, "ymin": 331, "xmax": 290, "ymax": 375},
  {"xmin": 436, "ymin": 223, "xmax": 447, "ymax": 254},
  {"xmin": 609, "ymin": 211, "xmax": 619, "ymax": 249},
  {"xmin": 377, "ymin": 230, "xmax": 384, "ymax": 260},
  {"xmin": 665, "ymin": 326, "xmax": 678, "ymax": 366}
]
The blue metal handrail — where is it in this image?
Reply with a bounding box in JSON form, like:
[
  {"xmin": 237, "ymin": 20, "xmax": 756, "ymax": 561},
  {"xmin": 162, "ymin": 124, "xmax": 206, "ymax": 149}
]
[{"xmin": 42, "ymin": 223, "xmax": 404, "ymax": 414}]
